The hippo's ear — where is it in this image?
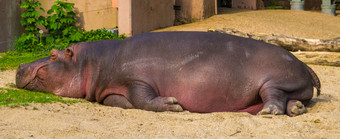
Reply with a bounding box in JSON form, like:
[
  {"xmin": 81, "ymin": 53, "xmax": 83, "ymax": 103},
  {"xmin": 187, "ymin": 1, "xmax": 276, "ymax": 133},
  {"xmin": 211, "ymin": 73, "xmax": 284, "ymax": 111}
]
[
  {"xmin": 66, "ymin": 48, "xmax": 73, "ymax": 58},
  {"xmin": 50, "ymin": 49, "xmax": 58, "ymax": 61}
]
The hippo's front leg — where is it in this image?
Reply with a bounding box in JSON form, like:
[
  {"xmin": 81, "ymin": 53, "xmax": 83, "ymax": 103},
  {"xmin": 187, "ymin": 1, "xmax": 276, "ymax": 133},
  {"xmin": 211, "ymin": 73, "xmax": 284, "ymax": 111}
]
[{"xmin": 127, "ymin": 82, "xmax": 183, "ymax": 112}]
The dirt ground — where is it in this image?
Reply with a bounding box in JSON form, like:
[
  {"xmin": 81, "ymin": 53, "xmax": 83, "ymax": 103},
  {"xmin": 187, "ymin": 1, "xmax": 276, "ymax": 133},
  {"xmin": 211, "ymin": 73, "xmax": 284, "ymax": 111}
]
[{"xmin": 1, "ymin": 8, "xmax": 340, "ymax": 138}]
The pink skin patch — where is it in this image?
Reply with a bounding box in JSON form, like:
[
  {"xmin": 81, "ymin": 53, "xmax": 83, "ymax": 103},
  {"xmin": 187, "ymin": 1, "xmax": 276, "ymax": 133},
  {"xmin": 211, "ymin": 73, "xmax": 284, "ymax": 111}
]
[
  {"xmin": 99, "ymin": 86, "xmax": 128, "ymax": 102},
  {"xmin": 238, "ymin": 103, "xmax": 264, "ymax": 115}
]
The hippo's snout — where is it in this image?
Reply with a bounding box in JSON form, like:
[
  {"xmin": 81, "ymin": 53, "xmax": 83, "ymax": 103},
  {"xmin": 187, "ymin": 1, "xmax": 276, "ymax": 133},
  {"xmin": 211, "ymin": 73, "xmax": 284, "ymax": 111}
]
[
  {"xmin": 15, "ymin": 57, "xmax": 51, "ymax": 89},
  {"xmin": 16, "ymin": 63, "xmax": 33, "ymax": 88}
]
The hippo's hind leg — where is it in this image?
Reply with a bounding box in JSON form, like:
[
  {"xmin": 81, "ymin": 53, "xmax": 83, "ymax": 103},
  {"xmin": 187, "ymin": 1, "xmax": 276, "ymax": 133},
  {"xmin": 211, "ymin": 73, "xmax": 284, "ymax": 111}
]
[
  {"xmin": 257, "ymin": 87, "xmax": 288, "ymax": 115},
  {"xmin": 127, "ymin": 82, "xmax": 183, "ymax": 112},
  {"xmin": 103, "ymin": 95, "xmax": 134, "ymax": 109}
]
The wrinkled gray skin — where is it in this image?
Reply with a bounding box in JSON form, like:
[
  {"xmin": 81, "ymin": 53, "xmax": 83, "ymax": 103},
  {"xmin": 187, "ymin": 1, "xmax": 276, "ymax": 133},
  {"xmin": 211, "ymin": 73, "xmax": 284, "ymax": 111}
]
[{"xmin": 16, "ymin": 32, "xmax": 321, "ymax": 116}]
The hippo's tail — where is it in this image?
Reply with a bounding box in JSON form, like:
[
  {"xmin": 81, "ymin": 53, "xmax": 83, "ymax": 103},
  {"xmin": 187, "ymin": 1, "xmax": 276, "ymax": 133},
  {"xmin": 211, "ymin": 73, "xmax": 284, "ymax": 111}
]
[{"xmin": 304, "ymin": 64, "xmax": 321, "ymax": 96}]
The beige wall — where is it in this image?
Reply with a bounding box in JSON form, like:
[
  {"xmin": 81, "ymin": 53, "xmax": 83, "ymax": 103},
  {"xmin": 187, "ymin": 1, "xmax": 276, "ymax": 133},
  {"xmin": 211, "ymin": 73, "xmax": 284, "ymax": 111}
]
[
  {"xmin": 40, "ymin": 0, "xmax": 118, "ymax": 31},
  {"xmin": 119, "ymin": 0, "xmax": 175, "ymax": 36},
  {"xmin": 118, "ymin": 0, "xmax": 132, "ymax": 36},
  {"xmin": 112, "ymin": 0, "xmax": 118, "ymax": 8},
  {"xmin": 232, "ymin": 0, "xmax": 264, "ymax": 10},
  {"xmin": 175, "ymin": 0, "xmax": 217, "ymax": 24}
]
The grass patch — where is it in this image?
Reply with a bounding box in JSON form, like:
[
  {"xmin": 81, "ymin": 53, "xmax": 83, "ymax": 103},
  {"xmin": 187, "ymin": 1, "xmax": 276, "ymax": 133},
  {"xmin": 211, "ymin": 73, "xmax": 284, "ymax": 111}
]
[
  {"xmin": 0, "ymin": 51, "xmax": 49, "ymax": 71},
  {"xmin": 0, "ymin": 88, "xmax": 83, "ymax": 107}
]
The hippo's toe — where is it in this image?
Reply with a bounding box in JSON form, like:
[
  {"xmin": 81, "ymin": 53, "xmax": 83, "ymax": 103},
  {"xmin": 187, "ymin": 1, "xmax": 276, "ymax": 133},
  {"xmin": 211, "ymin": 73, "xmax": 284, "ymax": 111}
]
[
  {"xmin": 163, "ymin": 97, "xmax": 183, "ymax": 112},
  {"xmin": 166, "ymin": 104, "xmax": 183, "ymax": 112},
  {"xmin": 257, "ymin": 104, "xmax": 284, "ymax": 115},
  {"xmin": 145, "ymin": 97, "xmax": 183, "ymax": 112},
  {"xmin": 165, "ymin": 97, "xmax": 178, "ymax": 104},
  {"xmin": 286, "ymin": 100, "xmax": 307, "ymax": 117}
]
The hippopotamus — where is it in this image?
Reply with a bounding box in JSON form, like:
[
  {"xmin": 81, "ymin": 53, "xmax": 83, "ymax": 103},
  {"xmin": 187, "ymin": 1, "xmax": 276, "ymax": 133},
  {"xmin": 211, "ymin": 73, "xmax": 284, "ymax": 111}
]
[{"xmin": 16, "ymin": 32, "xmax": 321, "ymax": 116}]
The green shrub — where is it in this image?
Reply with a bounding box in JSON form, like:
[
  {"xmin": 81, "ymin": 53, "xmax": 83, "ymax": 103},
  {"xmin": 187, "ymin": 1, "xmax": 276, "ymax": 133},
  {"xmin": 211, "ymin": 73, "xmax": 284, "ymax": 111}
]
[
  {"xmin": 16, "ymin": 0, "xmax": 45, "ymax": 51},
  {"xmin": 20, "ymin": 0, "xmax": 45, "ymax": 34},
  {"xmin": 15, "ymin": 0, "xmax": 125, "ymax": 53},
  {"xmin": 14, "ymin": 33, "xmax": 39, "ymax": 52},
  {"xmin": 82, "ymin": 29, "xmax": 126, "ymax": 42},
  {"xmin": 45, "ymin": 1, "xmax": 77, "ymax": 37}
]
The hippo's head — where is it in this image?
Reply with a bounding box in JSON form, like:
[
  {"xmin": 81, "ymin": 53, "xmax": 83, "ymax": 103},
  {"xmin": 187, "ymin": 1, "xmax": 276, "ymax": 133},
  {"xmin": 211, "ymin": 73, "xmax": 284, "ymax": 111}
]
[{"xmin": 16, "ymin": 47, "xmax": 82, "ymax": 96}]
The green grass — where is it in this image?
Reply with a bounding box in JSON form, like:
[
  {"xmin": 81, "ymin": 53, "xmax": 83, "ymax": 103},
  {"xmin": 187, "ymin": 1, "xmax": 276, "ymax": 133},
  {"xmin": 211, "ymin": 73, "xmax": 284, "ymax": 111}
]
[
  {"xmin": 0, "ymin": 51, "xmax": 49, "ymax": 71},
  {"xmin": 0, "ymin": 88, "xmax": 83, "ymax": 107}
]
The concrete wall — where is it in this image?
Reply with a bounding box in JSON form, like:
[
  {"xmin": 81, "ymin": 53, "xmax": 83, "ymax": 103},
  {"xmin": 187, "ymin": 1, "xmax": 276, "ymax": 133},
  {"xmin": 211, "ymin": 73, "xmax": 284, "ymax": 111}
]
[
  {"xmin": 40, "ymin": 0, "xmax": 118, "ymax": 31},
  {"xmin": 119, "ymin": 0, "xmax": 175, "ymax": 36},
  {"xmin": 203, "ymin": 0, "xmax": 217, "ymax": 18},
  {"xmin": 175, "ymin": 0, "xmax": 217, "ymax": 24},
  {"xmin": 0, "ymin": 0, "xmax": 24, "ymax": 52},
  {"xmin": 232, "ymin": 0, "xmax": 264, "ymax": 10}
]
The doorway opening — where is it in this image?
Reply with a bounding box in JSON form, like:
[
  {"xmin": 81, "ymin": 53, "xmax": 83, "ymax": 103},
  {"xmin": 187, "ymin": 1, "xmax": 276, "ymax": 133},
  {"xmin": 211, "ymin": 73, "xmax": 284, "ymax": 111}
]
[{"xmin": 218, "ymin": 0, "xmax": 232, "ymax": 8}]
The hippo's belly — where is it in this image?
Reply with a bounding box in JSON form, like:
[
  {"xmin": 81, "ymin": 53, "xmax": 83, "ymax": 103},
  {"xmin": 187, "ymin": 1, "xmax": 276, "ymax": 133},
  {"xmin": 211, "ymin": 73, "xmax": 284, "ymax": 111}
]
[{"xmin": 158, "ymin": 61, "xmax": 262, "ymax": 113}]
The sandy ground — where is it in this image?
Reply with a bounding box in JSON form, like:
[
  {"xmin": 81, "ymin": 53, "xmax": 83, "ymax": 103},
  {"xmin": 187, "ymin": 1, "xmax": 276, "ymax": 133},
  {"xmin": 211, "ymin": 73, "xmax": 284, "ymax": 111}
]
[{"xmin": 1, "ymin": 8, "xmax": 340, "ymax": 138}]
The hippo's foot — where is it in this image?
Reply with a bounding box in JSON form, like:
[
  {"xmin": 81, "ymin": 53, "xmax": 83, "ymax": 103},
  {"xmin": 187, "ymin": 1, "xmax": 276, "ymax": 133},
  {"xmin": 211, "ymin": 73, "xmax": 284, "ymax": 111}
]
[
  {"xmin": 149, "ymin": 97, "xmax": 183, "ymax": 112},
  {"xmin": 257, "ymin": 103, "xmax": 284, "ymax": 115},
  {"xmin": 286, "ymin": 100, "xmax": 307, "ymax": 117},
  {"xmin": 258, "ymin": 86, "xmax": 287, "ymax": 115}
]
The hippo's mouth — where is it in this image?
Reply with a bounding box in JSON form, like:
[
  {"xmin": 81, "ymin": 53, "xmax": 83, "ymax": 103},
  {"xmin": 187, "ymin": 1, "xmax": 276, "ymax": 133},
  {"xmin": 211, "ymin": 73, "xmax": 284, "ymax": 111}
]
[
  {"xmin": 20, "ymin": 79, "xmax": 31, "ymax": 89},
  {"xmin": 20, "ymin": 74, "xmax": 41, "ymax": 89}
]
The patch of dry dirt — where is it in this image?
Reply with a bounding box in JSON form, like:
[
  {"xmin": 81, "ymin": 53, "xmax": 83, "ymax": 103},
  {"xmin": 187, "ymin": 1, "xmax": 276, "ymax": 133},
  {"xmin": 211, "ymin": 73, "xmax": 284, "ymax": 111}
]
[
  {"xmin": 292, "ymin": 51, "xmax": 340, "ymax": 67},
  {"xmin": 0, "ymin": 70, "xmax": 16, "ymax": 89}
]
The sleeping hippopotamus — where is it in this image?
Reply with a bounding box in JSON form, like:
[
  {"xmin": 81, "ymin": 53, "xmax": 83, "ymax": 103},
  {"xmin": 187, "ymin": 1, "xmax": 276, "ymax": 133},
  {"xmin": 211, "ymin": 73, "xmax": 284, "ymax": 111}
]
[{"xmin": 16, "ymin": 32, "xmax": 321, "ymax": 116}]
